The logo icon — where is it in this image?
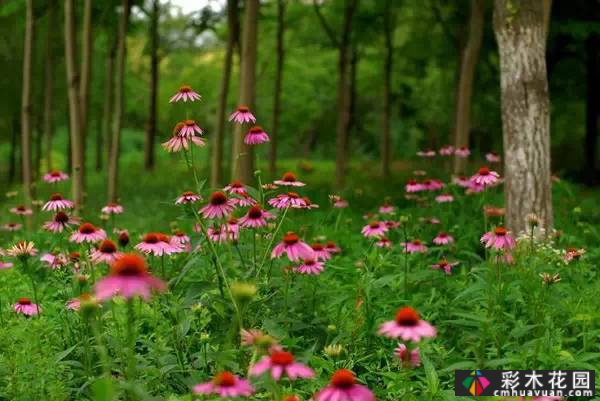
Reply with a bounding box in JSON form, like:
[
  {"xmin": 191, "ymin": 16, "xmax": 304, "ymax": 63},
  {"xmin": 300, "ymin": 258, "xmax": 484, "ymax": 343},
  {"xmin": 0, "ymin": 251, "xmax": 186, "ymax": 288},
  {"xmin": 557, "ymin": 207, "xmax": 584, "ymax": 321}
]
[{"xmin": 462, "ymin": 370, "xmax": 490, "ymax": 395}]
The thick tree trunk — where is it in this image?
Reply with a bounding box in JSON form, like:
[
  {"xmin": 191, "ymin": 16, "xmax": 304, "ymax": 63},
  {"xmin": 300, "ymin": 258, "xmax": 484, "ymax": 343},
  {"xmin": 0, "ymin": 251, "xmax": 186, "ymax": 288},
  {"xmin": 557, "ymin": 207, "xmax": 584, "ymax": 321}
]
[
  {"xmin": 452, "ymin": 0, "xmax": 484, "ymax": 175},
  {"xmin": 268, "ymin": 0, "xmax": 285, "ymax": 179},
  {"xmin": 65, "ymin": 0, "xmax": 84, "ymax": 208},
  {"xmin": 21, "ymin": 0, "xmax": 34, "ymax": 209},
  {"xmin": 101, "ymin": 32, "xmax": 118, "ymax": 172},
  {"xmin": 381, "ymin": 0, "xmax": 393, "ymax": 179},
  {"xmin": 80, "ymin": 0, "xmax": 93, "ymax": 185},
  {"xmin": 144, "ymin": 0, "xmax": 159, "ymax": 171},
  {"xmin": 231, "ymin": 0, "xmax": 259, "ymax": 183},
  {"xmin": 107, "ymin": 0, "xmax": 130, "ymax": 203},
  {"xmin": 584, "ymin": 33, "xmax": 599, "ymax": 185},
  {"xmin": 44, "ymin": 0, "xmax": 56, "ymax": 170},
  {"xmin": 494, "ymin": 0, "xmax": 553, "ymax": 234},
  {"xmin": 334, "ymin": 0, "xmax": 358, "ymax": 189},
  {"xmin": 211, "ymin": 0, "xmax": 239, "ymax": 187}
]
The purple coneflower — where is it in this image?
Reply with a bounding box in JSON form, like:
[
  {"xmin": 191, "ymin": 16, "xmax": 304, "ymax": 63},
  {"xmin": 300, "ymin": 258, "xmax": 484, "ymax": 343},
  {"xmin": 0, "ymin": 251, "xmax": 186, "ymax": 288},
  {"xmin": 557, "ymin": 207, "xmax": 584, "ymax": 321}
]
[
  {"xmin": 271, "ymin": 232, "xmax": 314, "ymax": 262},
  {"xmin": 224, "ymin": 179, "xmax": 247, "ymax": 195},
  {"xmin": 101, "ymin": 203, "xmax": 124, "ymax": 215},
  {"xmin": 470, "ymin": 166, "xmax": 500, "ymax": 186},
  {"xmin": 14, "ymin": 297, "xmax": 41, "ymax": 316},
  {"xmin": 90, "ymin": 240, "xmax": 122, "ymax": 264},
  {"xmin": 193, "ymin": 372, "xmax": 254, "ymax": 398},
  {"xmin": 169, "ymin": 85, "xmax": 201, "ymax": 103},
  {"xmin": 431, "ymin": 259, "xmax": 459, "ymax": 274},
  {"xmin": 401, "ymin": 239, "xmax": 428, "ymax": 253},
  {"xmin": 42, "ymin": 193, "xmax": 74, "ymax": 212},
  {"xmin": 378, "ymin": 306, "xmax": 437, "ymax": 341},
  {"xmin": 229, "ymin": 105, "xmax": 256, "ymax": 124},
  {"xmin": 480, "ymin": 227, "xmax": 515, "ymax": 250},
  {"xmin": 239, "ymin": 205, "xmax": 275, "ymax": 228},
  {"xmin": 439, "ymin": 145, "xmax": 454, "ymax": 156},
  {"xmin": 433, "ymin": 232, "xmax": 454, "ymax": 245},
  {"xmin": 175, "ymin": 191, "xmax": 202, "ymax": 205},
  {"xmin": 395, "ymin": 343, "xmax": 421, "ymax": 367},
  {"xmin": 294, "ymin": 258, "xmax": 325, "ymax": 275},
  {"xmin": 314, "ymin": 370, "xmax": 375, "ymax": 401},
  {"xmin": 244, "ymin": 126, "xmax": 270, "ymax": 145},
  {"xmin": 274, "ymin": 172, "xmax": 305, "ymax": 187},
  {"xmin": 361, "ymin": 221, "xmax": 388, "ymax": 238},
  {"xmin": 268, "ymin": 192, "xmax": 307, "ymax": 209},
  {"xmin": 455, "ymin": 146, "xmax": 470, "ymax": 158},
  {"xmin": 435, "ymin": 194, "xmax": 454, "ymax": 203},
  {"xmin": 70, "ymin": 223, "xmax": 106, "ymax": 244},
  {"xmin": 199, "ymin": 191, "xmax": 235, "ymax": 219},
  {"xmin": 250, "ymin": 350, "xmax": 314, "ymax": 380},
  {"xmin": 43, "ymin": 170, "xmax": 69, "ymax": 183},
  {"xmin": 9, "ymin": 205, "xmax": 33, "ymax": 216}
]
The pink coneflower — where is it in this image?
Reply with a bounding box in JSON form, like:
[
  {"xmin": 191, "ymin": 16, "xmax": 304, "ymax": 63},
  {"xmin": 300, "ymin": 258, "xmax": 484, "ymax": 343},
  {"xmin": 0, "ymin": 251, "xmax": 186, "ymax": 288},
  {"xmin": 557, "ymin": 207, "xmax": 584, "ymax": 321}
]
[
  {"xmin": 90, "ymin": 240, "xmax": 122, "ymax": 264},
  {"xmin": 433, "ymin": 232, "xmax": 454, "ymax": 245},
  {"xmin": 419, "ymin": 216, "xmax": 441, "ymax": 225},
  {"xmin": 70, "ymin": 223, "xmax": 106, "ymax": 244},
  {"xmin": 42, "ymin": 193, "xmax": 74, "ymax": 211},
  {"xmin": 564, "ymin": 247, "xmax": 585, "ymax": 262},
  {"xmin": 231, "ymin": 193, "xmax": 257, "ymax": 208},
  {"xmin": 329, "ymin": 195, "xmax": 349, "ymax": 208},
  {"xmin": 274, "ymin": 172, "xmax": 305, "ymax": 187},
  {"xmin": 466, "ymin": 181, "xmax": 485, "ymax": 194},
  {"xmin": 378, "ymin": 306, "xmax": 436, "ymax": 341},
  {"xmin": 175, "ymin": 191, "xmax": 202, "ymax": 205},
  {"xmin": 361, "ymin": 221, "xmax": 388, "ymax": 238},
  {"xmin": 0, "ymin": 260, "xmax": 13, "ymax": 269},
  {"xmin": 271, "ymin": 232, "xmax": 314, "ymax": 262},
  {"xmin": 229, "ymin": 105, "xmax": 256, "ymax": 124},
  {"xmin": 101, "ymin": 203, "xmax": 124, "ymax": 215},
  {"xmin": 66, "ymin": 293, "xmax": 95, "ymax": 311},
  {"xmin": 170, "ymin": 231, "xmax": 190, "ymax": 246},
  {"xmin": 239, "ymin": 205, "xmax": 275, "ymax": 228},
  {"xmin": 375, "ymin": 237, "xmax": 392, "ymax": 248},
  {"xmin": 117, "ymin": 231, "xmax": 130, "ymax": 248},
  {"xmin": 14, "ymin": 297, "xmax": 41, "ymax": 316},
  {"xmin": 6, "ymin": 241, "xmax": 38, "ymax": 257},
  {"xmin": 439, "ymin": 145, "xmax": 454, "ymax": 156},
  {"xmin": 435, "ymin": 194, "xmax": 454, "ymax": 203},
  {"xmin": 480, "ymin": 227, "xmax": 515, "ymax": 250},
  {"xmin": 314, "ymin": 370, "xmax": 375, "ymax": 401},
  {"xmin": 431, "ymin": 259, "xmax": 459, "ymax": 274},
  {"xmin": 244, "ymin": 126, "xmax": 270, "ymax": 145},
  {"xmin": 310, "ymin": 243, "xmax": 331, "ymax": 261},
  {"xmin": 224, "ymin": 218, "xmax": 240, "ymax": 241},
  {"xmin": 94, "ymin": 254, "xmax": 166, "ymax": 301},
  {"xmin": 250, "ymin": 350, "xmax": 314, "ymax": 380},
  {"xmin": 240, "ymin": 328, "xmax": 266, "ymax": 346},
  {"xmin": 486, "ymin": 151, "xmax": 501, "ymax": 163},
  {"xmin": 379, "ymin": 203, "xmax": 396, "ymax": 214},
  {"xmin": 417, "ymin": 149, "xmax": 436, "ymax": 157},
  {"xmin": 224, "ymin": 180, "xmax": 247, "ymax": 195},
  {"xmin": 452, "ymin": 175, "xmax": 471, "ymax": 188},
  {"xmin": 294, "ymin": 258, "xmax": 325, "ymax": 275},
  {"xmin": 394, "ymin": 343, "xmax": 420, "ymax": 367},
  {"xmin": 207, "ymin": 226, "xmax": 227, "ymax": 243},
  {"xmin": 40, "ymin": 252, "xmax": 68, "ymax": 269},
  {"xmin": 3, "ymin": 223, "xmax": 22, "ymax": 232},
  {"xmin": 9, "ymin": 205, "xmax": 33, "ymax": 216},
  {"xmin": 401, "ymin": 239, "xmax": 428, "ymax": 253},
  {"xmin": 200, "ymin": 191, "xmax": 235, "ymax": 219},
  {"xmin": 325, "ymin": 241, "xmax": 341, "ymax": 254},
  {"xmin": 135, "ymin": 233, "xmax": 178, "ymax": 256},
  {"xmin": 43, "ymin": 170, "xmax": 69, "ymax": 183},
  {"xmin": 162, "ymin": 133, "xmax": 205, "ymax": 152},
  {"xmin": 422, "ymin": 179, "xmax": 445, "ymax": 191},
  {"xmin": 178, "ymin": 119, "xmax": 203, "ymax": 138},
  {"xmin": 43, "ymin": 211, "xmax": 78, "ymax": 233},
  {"xmin": 193, "ymin": 371, "xmax": 254, "ymax": 398},
  {"xmin": 301, "ymin": 196, "xmax": 319, "ymax": 209},
  {"xmin": 169, "ymin": 85, "xmax": 201, "ymax": 103},
  {"xmin": 268, "ymin": 192, "xmax": 307, "ymax": 209},
  {"xmin": 384, "ymin": 220, "xmax": 401, "ymax": 230},
  {"xmin": 455, "ymin": 146, "xmax": 470, "ymax": 157},
  {"xmin": 470, "ymin": 166, "xmax": 500, "ymax": 186},
  {"xmin": 405, "ymin": 180, "xmax": 423, "ymax": 193}
]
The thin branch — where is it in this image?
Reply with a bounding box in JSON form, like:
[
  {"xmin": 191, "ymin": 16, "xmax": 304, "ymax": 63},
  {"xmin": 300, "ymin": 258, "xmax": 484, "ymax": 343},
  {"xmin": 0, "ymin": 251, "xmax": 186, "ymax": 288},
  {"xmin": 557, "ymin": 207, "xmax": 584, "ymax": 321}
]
[{"xmin": 312, "ymin": 0, "xmax": 339, "ymax": 47}]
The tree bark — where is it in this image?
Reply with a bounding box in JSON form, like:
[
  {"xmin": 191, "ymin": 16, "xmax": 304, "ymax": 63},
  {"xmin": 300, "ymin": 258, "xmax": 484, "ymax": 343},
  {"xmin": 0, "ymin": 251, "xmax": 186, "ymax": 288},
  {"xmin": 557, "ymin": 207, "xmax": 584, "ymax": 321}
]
[
  {"xmin": 80, "ymin": 0, "xmax": 93, "ymax": 186},
  {"xmin": 101, "ymin": 30, "xmax": 118, "ymax": 172},
  {"xmin": 494, "ymin": 0, "xmax": 553, "ymax": 234},
  {"xmin": 211, "ymin": 0, "xmax": 239, "ymax": 187},
  {"xmin": 584, "ymin": 33, "xmax": 599, "ymax": 185},
  {"xmin": 44, "ymin": 0, "xmax": 56, "ymax": 171},
  {"xmin": 21, "ymin": 0, "xmax": 34, "ymax": 209},
  {"xmin": 542, "ymin": 0, "xmax": 552, "ymax": 39},
  {"xmin": 144, "ymin": 0, "xmax": 159, "ymax": 170},
  {"xmin": 452, "ymin": 0, "xmax": 484, "ymax": 175},
  {"xmin": 107, "ymin": 0, "xmax": 130, "ymax": 203},
  {"xmin": 381, "ymin": 0, "xmax": 393, "ymax": 179},
  {"xmin": 9, "ymin": 116, "xmax": 20, "ymax": 184},
  {"xmin": 65, "ymin": 0, "xmax": 84, "ymax": 208},
  {"xmin": 268, "ymin": 0, "xmax": 285, "ymax": 179},
  {"xmin": 231, "ymin": 0, "xmax": 259, "ymax": 183}
]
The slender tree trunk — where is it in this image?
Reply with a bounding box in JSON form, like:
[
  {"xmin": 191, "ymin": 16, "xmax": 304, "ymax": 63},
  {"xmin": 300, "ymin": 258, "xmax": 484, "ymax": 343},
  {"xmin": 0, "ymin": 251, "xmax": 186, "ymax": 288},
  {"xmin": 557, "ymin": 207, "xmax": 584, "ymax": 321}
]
[
  {"xmin": 44, "ymin": 0, "xmax": 56, "ymax": 171},
  {"xmin": 79, "ymin": 0, "xmax": 92, "ymax": 187},
  {"xmin": 381, "ymin": 0, "xmax": 393, "ymax": 179},
  {"xmin": 334, "ymin": 0, "xmax": 358, "ymax": 189},
  {"xmin": 452, "ymin": 0, "xmax": 484, "ymax": 175},
  {"xmin": 269, "ymin": 0, "xmax": 285, "ymax": 179},
  {"xmin": 101, "ymin": 32, "xmax": 118, "ymax": 172},
  {"xmin": 95, "ymin": 108, "xmax": 103, "ymax": 171},
  {"xmin": 494, "ymin": 0, "xmax": 553, "ymax": 234},
  {"xmin": 21, "ymin": 0, "xmax": 34, "ymax": 210},
  {"xmin": 231, "ymin": 0, "xmax": 259, "ymax": 183},
  {"xmin": 65, "ymin": 0, "xmax": 84, "ymax": 208},
  {"xmin": 211, "ymin": 0, "xmax": 239, "ymax": 187},
  {"xmin": 9, "ymin": 116, "xmax": 20, "ymax": 184},
  {"xmin": 144, "ymin": 0, "xmax": 159, "ymax": 170},
  {"xmin": 107, "ymin": 0, "xmax": 130, "ymax": 203},
  {"xmin": 584, "ymin": 33, "xmax": 599, "ymax": 185}
]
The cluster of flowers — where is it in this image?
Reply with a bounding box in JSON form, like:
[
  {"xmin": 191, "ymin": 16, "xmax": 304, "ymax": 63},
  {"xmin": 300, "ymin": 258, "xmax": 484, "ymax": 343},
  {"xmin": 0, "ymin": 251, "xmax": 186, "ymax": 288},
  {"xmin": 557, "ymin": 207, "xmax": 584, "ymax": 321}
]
[{"xmin": 417, "ymin": 145, "xmax": 501, "ymax": 164}]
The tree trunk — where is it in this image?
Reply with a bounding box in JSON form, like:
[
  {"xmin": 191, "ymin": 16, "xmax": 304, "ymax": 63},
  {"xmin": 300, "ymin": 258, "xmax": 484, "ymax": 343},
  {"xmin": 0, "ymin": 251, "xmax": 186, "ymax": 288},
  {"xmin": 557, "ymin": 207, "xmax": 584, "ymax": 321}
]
[
  {"xmin": 542, "ymin": 0, "xmax": 552, "ymax": 38},
  {"xmin": 80, "ymin": 0, "xmax": 93, "ymax": 186},
  {"xmin": 334, "ymin": 0, "xmax": 358, "ymax": 189},
  {"xmin": 452, "ymin": 0, "xmax": 484, "ymax": 175},
  {"xmin": 21, "ymin": 0, "xmax": 34, "ymax": 209},
  {"xmin": 65, "ymin": 0, "xmax": 84, "ymax": 208},
  {"xmin": 584, "ymin": 33, "xmax": 599, "ymax": 185},
  {"xmin": 211, "ymin": 0, "xmax": 239, "ymax": 187},
  {"xmin": 231, "ymin": 0, "xmax": 259, "ymax": 183},
  {"xmin": 95, "ymin": 108, "xmax": 103, "ymax": 171},
  {"xmin": 9, "ymin": 116, "xmax": 20, "ymax": 184},
  {"xmin": 107, "ymin": 0, "xmax": 130, "ymax": 203},
  {"xmin": 44, "ymin": 0, "xmax": 56, "ymax": 171},
  {"xmin": 494, "ymin": 0, "xmax": 553, "ymax": 234},
  {"xmin": 144, "ymin": 0, "xmax": 159, "ymax": 171},
  {"xmin": 269, "ymin": 0, "xmax": 285, "ymax": 179},
  {"xmin": 381, "ymin": 0, "xmax": 393, "ymax": 179},
  {"xmin": 101, "ymin": 31, "xmax": 118, "ymax": 172}
]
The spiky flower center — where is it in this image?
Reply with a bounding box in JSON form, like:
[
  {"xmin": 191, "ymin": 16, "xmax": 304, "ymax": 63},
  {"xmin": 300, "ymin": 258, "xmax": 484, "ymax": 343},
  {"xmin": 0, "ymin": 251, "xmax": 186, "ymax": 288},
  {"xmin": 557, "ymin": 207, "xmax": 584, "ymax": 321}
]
[
  {"xmin": 179, "ymin": 85, "xmax": 192, "ymax": 92},
  {"xmin": 270, "ymin": 351, "xmax": 294, "ymax": 366},
  {"xmin": 331, "ymin": 369, "xmax": 356, "ymax": 389},
  {"xmin": 213, "ymin": 371, "xmax": 236, "ymax": 387},
  {"xmin": 247, "ymin": 206, "xmax": 263, "ymax": 219},
  {"xmin": 303, "ymin": 259, "xmax": 316, "ymax": 266},
  {"xmin": 494, "ymin": 227, "xmax": 507, "ymax": 236},
  {"xmin": 478, "ymin": 167, "xmax": 490, "ymax": 176},
  {"xmin": 99, "ymin": 240, "xmax": 117, "ymax": 253},
  {"xmin": 282, "ymin": 172, "xmax": 297, "ymax": 182},
  {"xmin": 143, "ymin": 233, "xmax": 160, "ymax": 244},
  {"xmin": 249, "ymin": 126, "xmax": 263, "ymax": 133},
  {"xmin": 237, "ymin": 105, "xmax": 249, "ymax": 113},
  {"xmin": 79, "ymin": 223, "xmax": 96, "ymax": 234},
  {"xmin": 411, "ymin": 239, "xmax": 422, "ymax": 245},
  {"xmin": 369, "ymin": 222, "xmax": 381, "ymax": 229},
  {"xmin": 395, "ymin": 307, "xmax": 420, "ymax": 326},
  {"xmin": 183, "ymin": 119, "xmax": 196, "ymax": 126},
  {"xmin": 283, "ymin": 232, "xmax": 299, "ymax": 245},
  {"xmin": 18, "ymin": 297, "xmax": 32, "ymax": 305},
  {"xmin": 312, "ymin": 243, "xmax": 324, "ymax": 251},
  {"xmin": 50, "ymin": 170, "xmax": 62, "ymax": 177},
  {"xmin": 286, "ymin": 192, "xmax": 299, "ymax": 199},
  {"xmin": 110, "ymin": 254, "xmax": 148, "ymax": 277},
  {"xmin": 210, "ymin": 191, "xmax": 227, "ymax": 206},
  {"xmin": 50, "ymin": 193, "xmax": 64, "ymax": 201}
]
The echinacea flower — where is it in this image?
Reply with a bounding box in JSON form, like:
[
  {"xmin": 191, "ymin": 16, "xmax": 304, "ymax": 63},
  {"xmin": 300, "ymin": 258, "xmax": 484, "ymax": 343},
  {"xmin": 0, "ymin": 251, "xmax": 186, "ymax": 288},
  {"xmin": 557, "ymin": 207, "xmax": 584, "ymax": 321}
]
[
  {"xmin": 271, "ymin": 232, "xmax": 314, "ymax": 262},
  {"xmin": 94, "ymin": 253, "xmax": 166, "ymax": 301},
  {"xmin": 431, "ymin": 259, "xmax": 459, "ymax": 274},
  {"xmin": 480, "ymin": 227, "xmax": 515, "ymax": 250},
  {"xmin": 200, "ymin": 191, "xmax": 236, "ymax": 219},
  {"xmin": 325, "ymin": 241, "xmax": 341, "ymax": 254},
  {"xmin": 268, "ymin": 192, "xmax": 307, "ymax": 209},
  {"xmin": 294, "ymin": 258, "xmax": 325, "ymax": 275},
  {"xmin": 361, "ymin": 221, "xmax": 388, "ymax": 238},
  {"xmin": 435, "ymin": 194, "xmax": 454, "ymax": 203},
  {"xmin": 375, "ymin": 237, "xmax": 392, "ymax": 248},
  {"xmin": 162, "ymin": 133, "xmax": 205, "ymax": 152},
  {"xmin": 405, "ymin": 180, "xmax": 423, "ymax": 193},
  {"xmin": 239, "ymin": 206, "xmax": 275, "ymax": 228},
  {"xmin": 300, "ymin": 196, "xmax": 319, "ymax": 209},
  {"xmin": 135, "ymin": 233, "xmax": 179, "ymax": 256},
  {"xmin": 230, "ymin": 193, "xmax": 257, "ymax": 208},
  {"xmin": 401, "ymin": 240, "xmax": 428, "ymax": 253},
  {"xmin": 439, "ymin": 145, "xmax": 454, "ymax": 156},
  {"xmin": 3, "ymin": 223, "xmax": 22, "ymax": 232},
  {"xmin": 42, "ymin": 193, "xmax": 74, "ymax": 212},
  {"xmin": 0, "ymin": 260, "xmax": 13, "ymax": 269},
  {"xmin": 422, "ymin": 179, "xmax": 445, "ymax": 191},
  {"xmin": 40, "ymin": 252, "xmax": 68, "ymax": 269},
  {"xmin": 274, "ymin": 172, "xmax": 305, "ymax": 187},
  {"xmin": 101, "ymin": 203, "xmax": 124, "ymax": 215},
  {"xmin": 207, "ymin": 226, "xmax": 227, "ymax": 243},
  {"xmin": 452, "ymin": 176, "xmax": 471, "ymax": 188},
  {"xmin": 229, "ymin": 105, "xmax": 256, "ymax": 124},
  {"xmin": 314, "ymin": 370, "xmax": 375, "ymax": 401},
  {"xmin": 170, "ymin": 231, "xmax": 190, "ymax": 246},
  {"xmin": 470, "ymin": 166, "xmax": 500, "ymax": 186},
  {"xmin": 378, "ymin": 306, "xmax": 437, "ymax": 341},
  {"xmin": 433, "ymin": 232, "xmax": 454, "ymax": 245},
  {"xmin": 43, "ymin": 211, "xmax": 78, "ymax": 233},
  {"xmin": 224, "ymin": 218, "xmax": 240, "ymax": 241},
  {"xmin": 455, "ymin": 146, "xmax": 470, "ymax": 157},
  {"xmin": 394, "ymin": 343, "xmax": 420, "ymax": 367},
  {"xmin": 118, "ymin": 231, "xmax": 130, "ymax": 247},
  {"xmin": 250, "ymin": 350, "xmax": 314, "ymax": 380},
  {"xmin": 178, "ymin": 119, "xmax": 203, "ymax": 138},
  {"xmin": 169, "ymin": 85, "xmax": 201, "ymax": 103},
  {"xmin": 66, "ymin": 293, "xmax": 96, "ymax": 311},
  {"xmin": 175, "ymin": 191, "xmax": 202, "ymax": 205},
  {"xmin": 43, "ymin": 170, "xmax": 69, "ymax": 183},
  {"xmin": 70, "ymin": 223, "xmax": 106, "ymax": 244},
  {"xmin": 13, "ymin": 297, "xmax": 41, "ymax": 316},
  {"xmin": 485, "ymin": 151, "xmax": 501, "ymax": 163},
  {"xmin": 223, "ymin": 180, "xmax": 247, "ymax": 195},
  {"xmin": 90, "ymin": 240, "xmax": 122, "ymax": 264},
  {"xmin": 379, "ymin": 203, "xmax": 396, "ymax": 214},
  {"xmin": 6, "ymin": 241, "xmax": 38, "ymax": 257},
  {"xmin": 329, "ymin": 195, "xmax": 349, "ymax": 208},
  {"xmin": 193, "ymin": 371, "xmax": 254, "ymax": 398},
  {"xmin": 244, "ymin": 126, "xmax": 270, "ymax": 145},
  {"xmin": 9, "ymin": 205, "xmax": 33, "ymax": 216},
  {"xmin": 564, "ymin": 247, "xmax": 585, "ymax": 262},
  {"xmin": 310, "ymin": 243, "xmax": 331, "ymax": 261},
  {"xmin": 417, "ymin": 149, "xmax": 436, "ymax": 157}
]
